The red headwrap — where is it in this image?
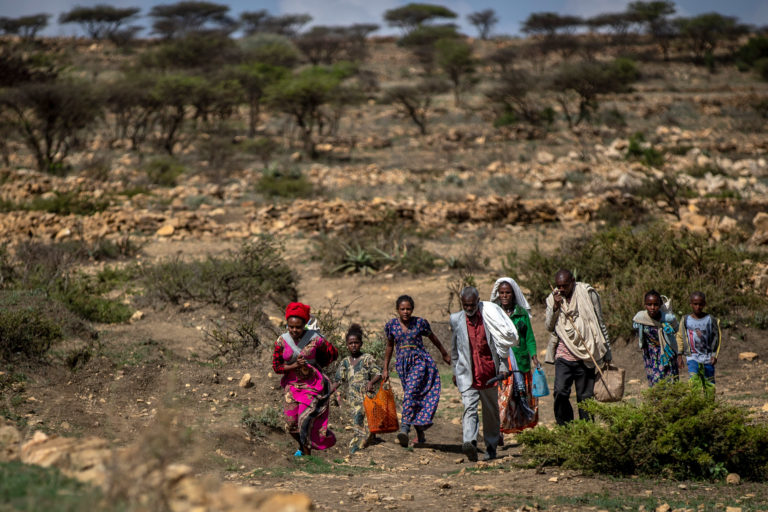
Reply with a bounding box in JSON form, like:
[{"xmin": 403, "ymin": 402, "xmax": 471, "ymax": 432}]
[{"xmin": 285, "ymin": 302, "xmax": 311, "ymax": 323}]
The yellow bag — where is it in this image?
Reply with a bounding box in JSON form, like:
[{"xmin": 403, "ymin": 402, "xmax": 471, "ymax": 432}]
[{"xmin": 363, "ymin": 382, "xmax": 399, "ymax": 434}]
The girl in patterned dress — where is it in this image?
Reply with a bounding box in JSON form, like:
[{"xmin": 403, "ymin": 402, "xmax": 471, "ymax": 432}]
[
  {"xmin": 335, "ymin": 323, "xmax": 382, "ymax": 454},
  {"xmin": 382, "ymin": 295, "xmax": 451, "ymax": 447},
  {"xmin": 632, "ymin": 290, "xmax": 679, "ymax": 386}
]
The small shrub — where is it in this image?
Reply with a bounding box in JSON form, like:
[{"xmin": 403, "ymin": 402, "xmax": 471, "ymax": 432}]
[
  {"xmin": 257, "ymin": 165, "xmax": 313, "ymax": 198},
  {"xmin": 626, "ymin": 132, "xmax": 664, "ymax": 167},
  {"xmin": 518, "ymin": 381, "xmax": 768, "ymax": 481},
  {"xmin": 203, "ymin": 307, "xmax": 268, "ymax": 360},
  {"xmin": 0, "ymin": 461, "xmax": 113, "ymax": 511},
  {"xmin": 25, "ymin": 191, "xmax": 110, "ymax": 216},
  {"xmin": 242, "ymin": 405, "xmax": 283, "ymax": 437},
  {"xmin": 140, "ymin": 237, "xmax": 297, "ymax": 309},
  {"xmin": 54, "ymin": 276, "xmax": 133, "ymax": 324},
  {"xmin": 144, "ymin": 156, "xmax": 184, "ymax": 186},
  {"xmin": 0, "ymin": 309, "xmax": 62, "ymax": 361}
]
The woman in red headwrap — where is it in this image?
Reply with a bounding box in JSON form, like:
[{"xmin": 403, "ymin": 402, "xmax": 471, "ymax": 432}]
[{"xmin": 272, "ymin": 302, "xmax": 339, "ymax": 455}]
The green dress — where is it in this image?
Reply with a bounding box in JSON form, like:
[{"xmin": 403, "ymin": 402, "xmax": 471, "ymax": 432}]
[{"xmin": 335, "ymin": 353, "xmax": 382, "ymax": 452}]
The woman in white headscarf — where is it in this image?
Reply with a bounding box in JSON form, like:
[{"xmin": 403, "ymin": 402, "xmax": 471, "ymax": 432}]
[{"xmin": 490, "ymin": 277, "xmax": 539, "ymax": 434}]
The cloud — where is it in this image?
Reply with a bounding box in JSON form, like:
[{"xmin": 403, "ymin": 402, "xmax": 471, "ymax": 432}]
[{"xmin": 278, "ymin": 0, "xmax": 400, "ymax": 27}]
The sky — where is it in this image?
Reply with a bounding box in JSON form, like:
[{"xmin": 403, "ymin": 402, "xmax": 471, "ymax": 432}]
[{"xmin": 1, "ymin": 0, "xmax": 767, "ymax": 37}]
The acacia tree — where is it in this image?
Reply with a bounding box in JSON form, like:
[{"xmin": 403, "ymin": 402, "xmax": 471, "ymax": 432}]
[
  {"xmin": 435, "ymin": 38, "xmax": 475, "ymax": 105},
  {"xmin": 521, "ymin": 12, "xmax": 584, "ymax": 57},
  {"xmin": 551, "ymin": 58, "xmax": 640, "ymax": 127},
  {"xmin": 586, "ymin": 12, "xmax": 637, "ymax": 45},
  {"xmin": 103, "ymin": 74, "xmax": 160, "ymax": 150},
  {"xmin": 383, "ymin": 78, "xmax": 449, "ymax": 135},
  {"xmin": 0, "ymin": 14, "xmax": 50, "ymax": 41},
  {"xmin": 240, "ymin": 10, "xmax": 311, "ymax": 37},
  {"xmin": 1, "ymin": 81, "xmax": 103, "ymax": 173},
  {"xmin": 59, "ymin": 5, "xmax": 140, "ymax": 40},
  {"xmin": 627, "ymin": 1, "xmax": 676, "ymax": 59},
  {"xmin": 676, "ymin": 13, "xmax": 747, "ymax": 65},
  {"xmin": 265, "ymin": 65, "xmax": 356, "ymax": 158},
  {"xmin": 467, "ymin": 9, "xmax": 498, "ymax": 40},
  {"xmin": 149, "ymin": 1, "xmax": 235, "ymax": 39},
  {"xmin": 228, "ymin": 63, "xmax": 286, "ymax": 136},
  {"xmin": 399, "ymin": 24, "xmax": 460, "ymax": 72},
  {"xmin": 384, "ymin": 3, "xmax": 457, "ymax": 34}
]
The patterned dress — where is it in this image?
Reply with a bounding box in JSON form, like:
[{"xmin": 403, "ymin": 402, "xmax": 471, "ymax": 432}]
[
  {"xmin": 335, "ymin": 353, "xmax": 382, "ymax": 452},
  {"xmin": 640, "ymin": 325, "xmax": 678, "ymax": 386},
  {"xmin": 272, "ymin": 331, "xmax": 338, "ymax": 450},
  {"xmin": 384, "ymin": 317, "xmax": 441, "ymax": 428},
  {"xmin": 499, "ymin": 304, "xmax": 538, "ymax": 433}
]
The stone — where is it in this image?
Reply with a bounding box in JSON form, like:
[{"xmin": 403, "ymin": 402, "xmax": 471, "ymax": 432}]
[
  {"xmin": 725, "ymin": 508, "xmax": 742, "ymax": 512},
  {"xmin": 156, "ymin": 224, "xmax": 175, "ymax": 237},
  {"xmin": 537, "ymin": 151, "xmax": 555, "ymax": 164},
  {"xmin": 726, "ymin": 473, "xmax": 741, "ymax": 485},
  {"xmin": 239, "ymin": 374, "xmax": 253, "ymax": 388},
  {"xmin": 0, "ymin": 425, "xmax": 21, "ymax": 462},
  {"xmin": 400, "ymin": 494, "xmax": 414, "ymax": 501},
  {"xmin": 548, "ymin": 477, "xmax": 558, "ymax": 482},
  {"xmin": 54, "ymin": 228, "xmax": 71, "ymax": 240},
  {"xmin": 738, "ymin": 352, "xmax": 758, "ymax": 361},
  {"xmin": 473, "ymin": 485, "xmax": 494, "ymax": 491},
  {"xmin": 656, "ymin": 504, "xmax": 671, "ymax": 512},
  {"xmin": 363, "ymin": 492, "xmax": 380, "ymax": 503},
  {"xmin": 256, "ymin": 493, "xmax": 313, "ymax": 511},
  {"xmin": 753, "ymin": 212, "xmax": 768, "ymax": 232},
  {"xmin": 129, "ymin": 310, "xmax": 144, "ymax": 323}
]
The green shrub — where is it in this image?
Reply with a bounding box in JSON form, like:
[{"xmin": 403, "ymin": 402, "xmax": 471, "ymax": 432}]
[
  {"xmin": 54, "ymin": 276, "xmax": 133, "ymax": 324},
  {"xmin": 140, "ymin": 237, "xmax": 296, "ymax": 309},
  {"xmin": 0, "ymin": 309, "xmax": 62, "ymax": 361},
  {"xmin": 503, "ymin": 224, "xmax": 767, "ymax": 339},
  {"xmin": 626, "ymin": 132, "xmax": 664, "ymax": 167},
  {"xmin": 0, "ymin": 461, "xmax": 116, "ymax": 511},
  {"xmin": 203, "ymin": 307, "xmax": 265, "ymax": 359},
  {"xmin": 518, "ymin": 381, "xmax": 768, "ymax": 481},
  {"xmin": 144, "ymin": 156, "xmax": 185, "ymax": 186},
  {"xmin": 242, "ymin": 405, "xmax": 283, "ymax": 437},
  {"xmin": 257, "ymin": 166, "xmax": 313, "ymax": 198}
]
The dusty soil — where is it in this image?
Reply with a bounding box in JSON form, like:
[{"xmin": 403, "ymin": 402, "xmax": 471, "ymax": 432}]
[{"xmin": 5, "ymin": 228, "xmax": 768, "ymax": 512}]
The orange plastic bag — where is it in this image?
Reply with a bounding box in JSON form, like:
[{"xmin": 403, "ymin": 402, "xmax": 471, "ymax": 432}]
[{"xmin": 363, "ymin": 382, "xmax": 399, "ymax": 434}]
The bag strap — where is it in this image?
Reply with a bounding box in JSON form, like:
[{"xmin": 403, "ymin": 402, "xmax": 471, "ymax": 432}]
[{"xmin": 281, "ymin": 330, "xmax": 317, "ymax": 364}]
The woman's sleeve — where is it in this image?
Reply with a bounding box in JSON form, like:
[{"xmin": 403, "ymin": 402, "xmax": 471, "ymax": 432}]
[
  {"xmin": 420, "ymin": 318, "xmax": 432, "ymax": 336},
  {"xmin": 272, "ymin": 340, "xmax": 286, "ymax": 374}
]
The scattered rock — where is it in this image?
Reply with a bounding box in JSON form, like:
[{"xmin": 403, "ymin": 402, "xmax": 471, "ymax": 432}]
[
  {"xmin": 0, "ymin": 425, "xmax": 21, "ymax": 462},
  {"xmin": 537, "ymin": 151, "xmax": 555, "ymax": 164},
  {"xmin": 129, "ymin": 310, "xmax": 144, "ymax": 323},
  {"xmin": 156, "ymin": 224, "xmax": 175, "ymax": 236},
  {"xmin": 239, "ymin": 374, "xmax": 253, "ymax": 388},
  {"xmin": 473, "ymin": 485, "xmax": 494, "ymax": 491},
  {"xmin": 54, "ymin": 228, "xmax": 72, "ymax": 240},
  {"xmin": 738, "ymin": 352, "xmax": 758, "ymax": 361},
  {"xmin": 656, "ymin": 504, "xmax": 671, "ymax": 512},
  {"xmin": 725, "ymin": 507, "xmax": 742, "ymax": 512},
  {"xmin": 726, "ymin": 473, "xmax": 741, "ymax": 485},
  {"xmin": 400, "ymin": 494, "xmax": 414, "ymax": 501},
  {"xmin": 548, "ymin": 477, "xmax": 558, "ymax": 483},
  {"xmin": 363, "ymin": 492, "xmax": 380, "ymax": 503}
]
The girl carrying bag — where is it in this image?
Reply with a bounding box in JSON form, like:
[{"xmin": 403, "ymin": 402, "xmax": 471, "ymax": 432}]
[{"xmin": 363, "ymin": 382, "xmax": 399, "ymax": 434}]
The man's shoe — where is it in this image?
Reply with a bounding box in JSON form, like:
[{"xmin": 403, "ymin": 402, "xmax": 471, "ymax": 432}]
[
  {"xmin": 483, "ymin": 447, "xmax": 497, "ymax": 461},
  {"xmin": 462, "ymin": 441, "xmax": 478, "ymax": 462},
  {"xmin": 397, "ymin": 432, "xmax": 409, "ymax": 447}
]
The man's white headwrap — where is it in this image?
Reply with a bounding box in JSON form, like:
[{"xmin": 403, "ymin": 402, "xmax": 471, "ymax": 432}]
[{"xmin": 490, "ymin": 277, "xmax": 531, "ymax": 315}]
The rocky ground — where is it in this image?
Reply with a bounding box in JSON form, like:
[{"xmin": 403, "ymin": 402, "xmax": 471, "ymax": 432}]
[{"xmin": 1, "ymin": 39, "xmax": 768, "ymax": 511}]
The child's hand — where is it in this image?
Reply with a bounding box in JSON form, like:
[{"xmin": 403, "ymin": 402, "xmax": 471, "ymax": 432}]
[
  {"xmin": 710, "ymin": 356, "xmax": 717, "ymax": 365},
  {"xmin": 442, "ymin": 353, "xmax": 451, "ymax": 365},
  {"xmin": 366, "ymin": 381, "xmax": 375, "ymax": 394}
]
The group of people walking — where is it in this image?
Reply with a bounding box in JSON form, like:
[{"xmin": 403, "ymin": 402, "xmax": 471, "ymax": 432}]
[{"xmin": 270, "ymin": 270, "xmax": 721, "ymax": 460}]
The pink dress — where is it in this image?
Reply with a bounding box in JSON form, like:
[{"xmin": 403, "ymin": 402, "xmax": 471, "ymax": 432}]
[{"xmin": 273, "ymin": 331, "xmax": 337, "ymax": 450}]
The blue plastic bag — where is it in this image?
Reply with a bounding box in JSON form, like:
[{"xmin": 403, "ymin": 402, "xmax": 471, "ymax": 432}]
[{"xmin": 532, "ymin": 366, "xmax": 550, "ymax": 398}]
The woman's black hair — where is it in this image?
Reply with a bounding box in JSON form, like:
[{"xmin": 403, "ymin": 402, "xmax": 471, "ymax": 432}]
[
  {"xmin": 395, "ymin": 294, "xmax": 415, "ymax": 309},
  {"xmin": 644, "ymin": 289, "xmax": 662, "ymax": 303},
  {"xmin": 346, "ymin": 323, "xmax": 364, "ymax": 341}
]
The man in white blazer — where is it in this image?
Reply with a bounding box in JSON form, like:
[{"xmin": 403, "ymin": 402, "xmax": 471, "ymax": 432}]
[{"xmin": 450, "ymin": 286, "xmax": 519, "ymax": 461}]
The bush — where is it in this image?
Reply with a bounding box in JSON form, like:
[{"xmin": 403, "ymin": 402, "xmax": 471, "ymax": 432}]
[
  {"xmin": 0, "ymin": 309, "xmax": 62, "ymax": 361},
  {"xmin": 626, "ymin": 132, "xmax": 664, "ymax": 167},
  {"xmin": 242, "ymin": 405, "xmax": 283, "ymax": 437},
  {"xmin": 257, "ymin": 166, "xmax": 313, "ymax": 198},
  {"xmin": 144, "ymin": 156, "xmax": 185, "ymax": 186},
  {"xmin": 503, "ymin": 224, "xmax": 767, "ymax": 339},
  {"xmin": 140, "ymin": 237, "xmax": 297, "ymax": 309},
  {"xmin": 518, "ymin": 381, "xmax": 768, "ymax": 481},
  {"xmin": 54, "ymin": 275, "xmax": 133, "ymax": 324}
]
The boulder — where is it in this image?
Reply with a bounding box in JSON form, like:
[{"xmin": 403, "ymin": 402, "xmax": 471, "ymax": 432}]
[{"xmin": 738, "ymin": 352, "xmax": 759, "ymax": 361}]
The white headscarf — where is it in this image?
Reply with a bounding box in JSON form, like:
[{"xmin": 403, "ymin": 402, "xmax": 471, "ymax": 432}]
[{"xmin": 490, "ymin": 277, "xmax": 531, "ymax": 315}]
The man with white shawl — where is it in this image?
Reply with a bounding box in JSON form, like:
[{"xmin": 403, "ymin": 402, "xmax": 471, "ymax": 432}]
[
  {"xmin": 450, "ymin": 286, "xmax": 519, "ymax": 462},
  {"xmin": 545, "ymin": 269, "xmax": 612, "ymax": 425}
]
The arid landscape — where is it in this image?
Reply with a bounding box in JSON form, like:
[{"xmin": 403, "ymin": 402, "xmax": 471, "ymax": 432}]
[{"xmin": 2, "ymin": 2, "xmax": 768, "ymax": 511}]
